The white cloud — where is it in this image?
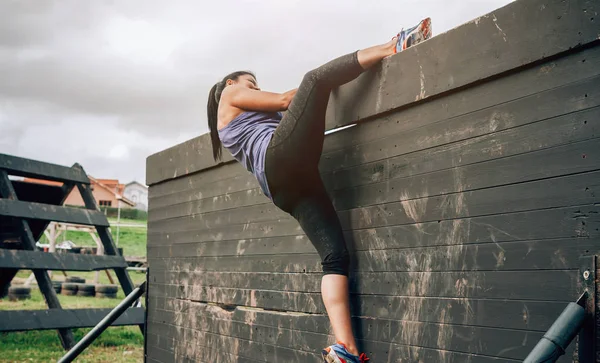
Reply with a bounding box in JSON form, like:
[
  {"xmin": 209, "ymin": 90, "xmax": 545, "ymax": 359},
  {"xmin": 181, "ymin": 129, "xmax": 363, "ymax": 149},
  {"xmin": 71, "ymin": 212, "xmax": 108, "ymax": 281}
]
[{"xmin": 0, "ymin": 0, "xmax": 514, "ymax": 183}]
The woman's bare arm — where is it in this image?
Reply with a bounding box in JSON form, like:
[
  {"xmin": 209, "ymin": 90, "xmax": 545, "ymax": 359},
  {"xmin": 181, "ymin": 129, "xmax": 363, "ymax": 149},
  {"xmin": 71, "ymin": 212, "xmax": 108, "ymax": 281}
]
[{"xmin": 222, "ymin": 86, "xmax": 297, "ymax": 112}]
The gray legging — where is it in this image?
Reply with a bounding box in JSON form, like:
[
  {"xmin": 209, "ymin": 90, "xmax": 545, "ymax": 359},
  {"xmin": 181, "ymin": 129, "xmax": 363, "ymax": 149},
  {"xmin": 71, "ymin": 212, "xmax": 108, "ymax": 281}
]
[{"xmin": 264, "ymin": 51, "xmax": 364, "ymax": 276}]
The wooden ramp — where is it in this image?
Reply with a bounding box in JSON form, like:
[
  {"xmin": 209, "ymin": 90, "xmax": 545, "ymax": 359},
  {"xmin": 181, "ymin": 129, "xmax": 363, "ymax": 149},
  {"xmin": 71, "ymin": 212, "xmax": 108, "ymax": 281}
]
[
  {"xmin": 144, "ymin": 0, "xmax": 599, "ymax": 361},
  {"xmin": 0, "ymin": 154, "xmax": 144, "ymax": 349}
]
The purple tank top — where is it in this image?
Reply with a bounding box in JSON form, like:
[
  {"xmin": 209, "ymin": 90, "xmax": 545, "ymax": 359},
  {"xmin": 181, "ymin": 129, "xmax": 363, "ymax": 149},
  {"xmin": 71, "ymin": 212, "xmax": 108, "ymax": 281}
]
[{"xmin": 218, "ymin": 111, "xmax": 282, "ymax": 199}]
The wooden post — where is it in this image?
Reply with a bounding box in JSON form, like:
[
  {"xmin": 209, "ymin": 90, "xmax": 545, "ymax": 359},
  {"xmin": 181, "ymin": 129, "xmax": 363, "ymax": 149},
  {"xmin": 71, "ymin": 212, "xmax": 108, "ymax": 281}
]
[
  {"xmin": 48, "ymin": 222, "xmax": 56, "ymax": 279},
  {"xmin": 91, "ymin": 233, "xmax": 103, "ymax": 284}
]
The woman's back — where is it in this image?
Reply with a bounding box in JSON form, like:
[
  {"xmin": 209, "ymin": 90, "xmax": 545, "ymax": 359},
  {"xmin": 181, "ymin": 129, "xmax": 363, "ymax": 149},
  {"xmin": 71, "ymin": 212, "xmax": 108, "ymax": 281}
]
[{"xmin": 218, "ymin": 111, "xmax": 282, "ymax": 198}]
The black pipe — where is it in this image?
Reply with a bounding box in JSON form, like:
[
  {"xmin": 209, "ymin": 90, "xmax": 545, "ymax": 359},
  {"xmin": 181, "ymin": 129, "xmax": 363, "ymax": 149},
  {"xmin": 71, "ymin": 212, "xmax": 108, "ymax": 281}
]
[
  {"xmin": 523, "ymin": 302, "xmax": 586, "ymax": 363},
  {"xmin": 57, "ymin": 282, "xmax": 146, "ymax": 363}
]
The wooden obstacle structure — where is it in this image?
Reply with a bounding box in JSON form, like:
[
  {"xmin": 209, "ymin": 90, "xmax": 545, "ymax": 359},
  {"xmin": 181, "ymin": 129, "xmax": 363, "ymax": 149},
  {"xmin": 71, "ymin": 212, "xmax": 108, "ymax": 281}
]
[
  {"xmin": 20, "ymin": 222, "xmax": 116, "ymax": 286},
  {"xmin": 145, "ymin": 0, "xmax": 599, "ymax": 361},
  {"xmin": 0, "ymin": 154, "xmax": 144, "ymax": 349}
]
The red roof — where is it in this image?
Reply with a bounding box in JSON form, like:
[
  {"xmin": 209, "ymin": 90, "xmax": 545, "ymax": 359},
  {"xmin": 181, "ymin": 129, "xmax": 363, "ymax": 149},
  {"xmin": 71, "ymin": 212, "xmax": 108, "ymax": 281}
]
[{"xmin": 22, "ymin": 176, "xmax": 134, "ymax": 207}]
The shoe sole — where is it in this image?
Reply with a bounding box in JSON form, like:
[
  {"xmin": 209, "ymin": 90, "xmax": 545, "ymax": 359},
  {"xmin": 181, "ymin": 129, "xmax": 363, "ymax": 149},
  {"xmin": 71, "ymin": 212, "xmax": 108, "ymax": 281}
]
[
  {"xmin": 322, "ymin": 349, "xmax": 342, "ymax": 363},
  {"xmin": 396, "ymin": 17, "xmax": 432, "ymax": 53}
]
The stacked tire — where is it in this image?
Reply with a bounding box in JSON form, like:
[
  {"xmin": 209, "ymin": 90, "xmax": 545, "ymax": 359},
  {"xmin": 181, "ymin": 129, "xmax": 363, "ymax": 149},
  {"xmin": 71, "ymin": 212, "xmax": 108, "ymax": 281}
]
[
  {"xmin": 8, "ymin": 286, "xmax": 31, "ymax": 301},
  {"xmin": 66, "ymin": 276, "xmax": 86, "ymax": 284},
  {"xmin": 52, "ymin": 281, "xmax": 62, "ymax": 293},
  {"xmin": 61, "ymin": 283, "xmax": 79, "ymax": 296},
  {"xmin": 77, "ymin": 284, "xmax": 96, "ymax": 297},
  {"xmin": 96, "ymin": 284, "xmax": 118, "ymax": 299}
]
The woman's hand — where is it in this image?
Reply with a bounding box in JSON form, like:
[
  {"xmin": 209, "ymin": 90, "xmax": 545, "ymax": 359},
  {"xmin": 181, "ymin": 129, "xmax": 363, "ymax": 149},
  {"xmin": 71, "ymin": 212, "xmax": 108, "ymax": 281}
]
[{"xmin": 281, "ymin": 88, "xmax": 298, "ymax": 110}]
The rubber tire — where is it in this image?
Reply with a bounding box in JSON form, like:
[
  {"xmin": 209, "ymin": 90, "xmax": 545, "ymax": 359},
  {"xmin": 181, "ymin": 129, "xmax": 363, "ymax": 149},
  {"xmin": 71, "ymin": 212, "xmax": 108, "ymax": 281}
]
[
  {"xmin": 78, "ymin": 284, "xmax": 96, "ymax": 293},
  {"xmin": 95, "ymin": 292, "xmax": 117, "ymax": 299},
  {"xmin": 62, "ymin": 289, "xmax": 77, "ymax": 296},
  {"xmin": 9, "ymin": 286, "xmax": 31, "ymax": 294},
  {"xmin": 61, "ymin": 283, "xmax": 79, "ymax": 291},
  {"xmin": 9, "ymin": 293, "xmax": 31, "ymax": 301},
  {"xmin": 77, "ymin": 290, "xmax": 95, "ymax": 297},
  {"xmin": 66, "ymin": 276, "xmax": 85, "ymax": 283},
  {"xmin": 96, "ymin": 285, "xmax": 118, "ymax": 294}
]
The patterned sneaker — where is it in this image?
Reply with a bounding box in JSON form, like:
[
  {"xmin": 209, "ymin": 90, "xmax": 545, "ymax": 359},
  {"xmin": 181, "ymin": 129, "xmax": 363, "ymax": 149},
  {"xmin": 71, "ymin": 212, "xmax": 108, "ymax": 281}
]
[
  {"xmin": 322, "ymin": 342, "xmax": 370, "ymax": 363},
  {"xmin": 395, "ymin": 17, "xmax": 432, "ymax": 53}
]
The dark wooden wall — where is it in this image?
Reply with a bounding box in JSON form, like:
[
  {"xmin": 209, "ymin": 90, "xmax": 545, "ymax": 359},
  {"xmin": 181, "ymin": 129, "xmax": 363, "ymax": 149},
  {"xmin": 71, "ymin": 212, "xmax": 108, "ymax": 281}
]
[{"xmin": 145, "ymin": 0, "xmax": 600, "ymax": 361}]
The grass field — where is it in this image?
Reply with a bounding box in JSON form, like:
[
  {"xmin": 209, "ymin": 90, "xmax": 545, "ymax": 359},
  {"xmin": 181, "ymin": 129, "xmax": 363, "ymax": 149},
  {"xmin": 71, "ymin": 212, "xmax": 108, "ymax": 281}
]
[
  {"xmin": 0, "ymin": 286, "xmax": 146, "ymax": 362},
  {"xmin": 0, "ymin": 325, "xmax": 143, "ymax": 362},
  {"xmin": 39, "ymin": 225, "xmax": 147, "ymax": 258},
  {"xmin": 2, "ymin": 218, "xmax": 148, "ymax": 362}
]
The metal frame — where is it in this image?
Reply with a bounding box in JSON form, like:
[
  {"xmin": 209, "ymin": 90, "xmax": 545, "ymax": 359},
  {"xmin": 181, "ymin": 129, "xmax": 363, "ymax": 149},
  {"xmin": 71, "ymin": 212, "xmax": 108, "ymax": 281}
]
[{"xmin": 58, "ymin": 282, "xmax": 147, "ymax": 363}]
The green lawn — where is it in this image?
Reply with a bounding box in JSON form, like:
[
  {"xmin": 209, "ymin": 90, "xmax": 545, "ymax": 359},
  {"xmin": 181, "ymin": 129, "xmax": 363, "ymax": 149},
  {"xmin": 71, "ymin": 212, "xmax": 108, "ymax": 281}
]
[
  {"xmin": 39, "ymin": 226, "xmax": 147, "ymax": 258},
  {"xmin": 107, "ymin": 217, "xmax": 147, "ymax": 226},
  {"xmin": 0, "ymin": 326, "xmax": 143, "ymax": 362}
]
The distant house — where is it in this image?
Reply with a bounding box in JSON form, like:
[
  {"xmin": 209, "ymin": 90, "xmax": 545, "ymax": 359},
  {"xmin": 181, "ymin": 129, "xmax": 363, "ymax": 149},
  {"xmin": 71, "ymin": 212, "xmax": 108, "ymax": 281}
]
[
  {"xmin": 22, "ymin": 176, "xmax": 135, "ymax": 209},
  {"xmin": 123, "ymin": 181, "xmax": 148, "ymax": 211}
]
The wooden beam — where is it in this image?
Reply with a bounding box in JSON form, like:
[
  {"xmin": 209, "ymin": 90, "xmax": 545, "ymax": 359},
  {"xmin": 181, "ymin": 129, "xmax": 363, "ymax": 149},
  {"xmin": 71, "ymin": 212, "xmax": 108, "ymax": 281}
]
[
  {"xmin": 0, "ymin": 170, "xmax": 75, "ymax": 349},
  {"xmin": 0, "ymin": 307, "xmax": 145, "ymax": 332},
  {"xmin": 0, "ymin": 249, "xmax": 128, "ymax": 271},
  {"xmin": 0, "ymin": 199, "xmax": 109, "ymax": 227},
  {"xmin": 0, "ymin": 154, "xmax": 89, "ymax": 184}
]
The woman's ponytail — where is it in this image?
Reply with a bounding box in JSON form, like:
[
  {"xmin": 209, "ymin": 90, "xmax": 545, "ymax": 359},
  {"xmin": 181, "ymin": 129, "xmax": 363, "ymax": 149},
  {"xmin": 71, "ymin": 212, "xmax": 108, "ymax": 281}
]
[
  {"xmin": 206, "ymin": 71, "xmax": 255, "ymax": 162},
  {"xmin": 207, "ymin": 81, "xmax": 223, "ymax": 161}
]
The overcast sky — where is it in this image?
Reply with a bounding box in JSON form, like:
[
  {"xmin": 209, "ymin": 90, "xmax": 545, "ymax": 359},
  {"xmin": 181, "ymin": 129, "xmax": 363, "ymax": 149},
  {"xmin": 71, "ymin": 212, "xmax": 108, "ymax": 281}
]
[{"xmin": 0, "ymin": 0, "xmax": 513, "ymax": 185}]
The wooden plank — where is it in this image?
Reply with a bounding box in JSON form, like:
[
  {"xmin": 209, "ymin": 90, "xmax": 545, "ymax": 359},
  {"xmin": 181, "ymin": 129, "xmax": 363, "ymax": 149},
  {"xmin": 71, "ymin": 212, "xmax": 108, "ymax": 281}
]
[
  {"xmin": 146, "ymin": 173, "xmax": 600, "ymax": 245},
  {"xmin": 339, "ymin": 172, "xmax": 600, "ymax": 230},
  {"xmin": 147, "ymin": 235, "xmax": 597, "ymax": 271},
  {"xmin": 333, "ymin": 137, "xmax": 600, "ymax": 210},
  {"xmin": 0, "ymin": 249, "xmax": 128, "ymax": 271},
  {"xmin": 146, "ymin": 334, "xmax": 266, "ymax": 363},
  {"xmin": 148, "ymin": 161, "xmax": 249, "ymax": 201},
  {"xmin": 324, "ymin": 83, "xmax": 600, "ymax": 190},
  {"xmin": 0, "ymin": 199, "xmax": 109, "ymax": 227},
  {"xmin": 149, "ymin": 287, "xmax": 569, "ymax": 331},
  {"xmin": 0, "ymin": 307, "xmax": 145, "ymax": 332},
  {"xmin": 148, "ymin": 200, "xmax": 286, "ymax": 234},
  {"xmin": 324, "ymin": 0, "xmax": 600, "ymax": 130},
  {"xmin": 146, "ymin": 197, "xmax": 599, "ymax": 256},
  {"xmin": 153, "ymin": 269, "xmax": 578, "ymax": 301},
  {"xmin": 148, "ymin": 172, "xmax": 258, "ymax": 216},
  {"xmin": 148, "ymin": 329, "xmax": 519, "ymax": 362},
  {"xmin": 146, "ymin": 133, "xmax": 235, "ymax": 186},
  {"xmin": 147, "ymin": 237, "xmax": 598, "ymax": 277},
  {"xmin": 147, "ymin": 307, "xmax": 542, "ymax": 361},
  {"xmin": 0, "ymin": 170, "xmax": 75, "ymax": 349},
  {"xmin": 0, "ymin": 154, "xmax": 89, "ymax": 184}
]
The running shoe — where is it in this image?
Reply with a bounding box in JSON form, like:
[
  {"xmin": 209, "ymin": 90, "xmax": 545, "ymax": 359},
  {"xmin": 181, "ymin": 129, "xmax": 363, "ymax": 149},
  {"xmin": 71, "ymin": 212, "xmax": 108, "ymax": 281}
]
[
  {"xmin": 395, "ymin": 17, "xmax": 432, "ymax": 53},
  {"xmin": 322, "ymin": 342, "xmax": 370, "ymax": 363}
]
